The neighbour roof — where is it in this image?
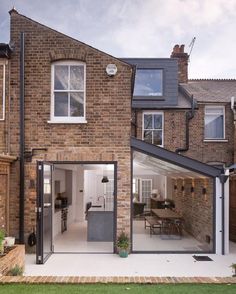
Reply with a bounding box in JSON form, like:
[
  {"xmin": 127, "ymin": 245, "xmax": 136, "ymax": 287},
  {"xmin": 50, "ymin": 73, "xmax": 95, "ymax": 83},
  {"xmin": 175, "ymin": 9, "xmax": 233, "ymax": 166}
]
[{"xmin": 181, "ymin": 79, "xmax": 236, "ymax": 103}]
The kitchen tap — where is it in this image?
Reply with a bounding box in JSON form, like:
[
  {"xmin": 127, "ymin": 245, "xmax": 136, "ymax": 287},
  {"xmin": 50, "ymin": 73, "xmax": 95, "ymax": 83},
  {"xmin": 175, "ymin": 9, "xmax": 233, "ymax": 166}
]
[{"xmin": 98, "ymin": 195, "xmax": 106, "ymax": 210}]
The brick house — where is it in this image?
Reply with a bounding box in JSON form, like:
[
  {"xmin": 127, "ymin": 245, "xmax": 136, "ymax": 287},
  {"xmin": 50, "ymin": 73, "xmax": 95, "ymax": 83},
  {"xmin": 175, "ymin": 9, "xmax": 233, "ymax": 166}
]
[{"xmin": 0, "ymin": 9, "xmax": 234, "ymax": 263}]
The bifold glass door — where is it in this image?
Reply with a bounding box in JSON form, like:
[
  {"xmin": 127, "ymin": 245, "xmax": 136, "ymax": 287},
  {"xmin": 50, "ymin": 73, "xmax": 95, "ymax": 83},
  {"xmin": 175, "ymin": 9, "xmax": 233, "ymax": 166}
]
[{"xmin": 36, "ymin": 162, "xmax": 53, "ymax": 264}]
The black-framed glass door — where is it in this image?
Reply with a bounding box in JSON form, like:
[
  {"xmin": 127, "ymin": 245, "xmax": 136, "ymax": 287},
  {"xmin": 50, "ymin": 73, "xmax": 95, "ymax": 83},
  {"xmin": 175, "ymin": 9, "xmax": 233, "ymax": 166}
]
[{"xmin": 36, "ymin": 161, "xmax": 53, "ymax": 264}]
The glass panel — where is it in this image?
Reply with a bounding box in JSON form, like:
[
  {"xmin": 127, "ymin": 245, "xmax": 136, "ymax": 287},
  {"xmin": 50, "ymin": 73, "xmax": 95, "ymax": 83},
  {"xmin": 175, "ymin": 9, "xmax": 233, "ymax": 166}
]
[
  {"xmin": 134, "ymin": 69, "xmax": 163, "ymax": 96},
  {"xmin": 70, "ymin": 65, "xmax": 84, "ymax": 90},
  {"xmin": 54, "ymin": 92, "xmax": 68, "ymax": 116},
  {"xmin": 205, "ymin": 114, "xmax": 223, "ymax": 138},
  {"xmin": 143, "ymin": 130, "xmax": 152, "ymax": 144},
  {"xmin": 43, "ymin": 164, "xmax": 52, "ymax": 260},
  {"xmin": 144, "ymin": 114, "xmax": 153, "ymax": 129},
  {"xmin": 70, "ymin": 92, "xmax": 84, "ymax": 117},
  {"xmin": 54, "ymin": 65, "xmax": 68, "ymax": 90},
  {"xmin": 154, "ymin": 114, "xmax": 162, "ymax": 129},
  {"xmin": 132, "ymin": 150, "xmax": 214, "ymax": 253},
  {"xmin": 153, "ymin": 130, "xmax": 162, "ymax": 145}
]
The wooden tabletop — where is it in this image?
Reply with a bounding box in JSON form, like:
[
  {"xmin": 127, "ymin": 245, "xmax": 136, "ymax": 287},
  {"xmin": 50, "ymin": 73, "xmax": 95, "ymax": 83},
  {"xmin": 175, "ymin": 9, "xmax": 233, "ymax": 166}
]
[{"xmin": 152, "ymin": 209, "xmax": 182, "ymax": 219}]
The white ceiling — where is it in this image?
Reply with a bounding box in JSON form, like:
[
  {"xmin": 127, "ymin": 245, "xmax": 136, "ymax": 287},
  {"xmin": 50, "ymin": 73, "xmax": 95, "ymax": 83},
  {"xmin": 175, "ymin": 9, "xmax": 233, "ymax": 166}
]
[{"xmin": 133, "ymin": 151, "xmax": 207, "ymax": 179}]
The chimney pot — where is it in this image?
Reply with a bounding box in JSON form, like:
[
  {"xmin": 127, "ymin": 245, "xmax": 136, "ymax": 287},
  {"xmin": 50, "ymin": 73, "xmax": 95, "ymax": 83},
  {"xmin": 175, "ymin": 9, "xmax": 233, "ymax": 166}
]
[
  {"xmin": 180, "ymin": 44, "xmax": 185, "ymax": 53},
  {"xmin": 170, "ymin": 44, "xmax": 189, "ymax": 83}
]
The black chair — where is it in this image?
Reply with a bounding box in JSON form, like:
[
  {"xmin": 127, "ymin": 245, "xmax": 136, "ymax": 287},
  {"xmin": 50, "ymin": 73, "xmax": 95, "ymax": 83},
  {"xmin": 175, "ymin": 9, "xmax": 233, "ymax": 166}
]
[
  {"xmin": 133, "ymin": 202, "xmax": 146, "ymax": 217},
  {"xmin": 85, "ymin": 202, "xmax": 92, "ymax": 220}
]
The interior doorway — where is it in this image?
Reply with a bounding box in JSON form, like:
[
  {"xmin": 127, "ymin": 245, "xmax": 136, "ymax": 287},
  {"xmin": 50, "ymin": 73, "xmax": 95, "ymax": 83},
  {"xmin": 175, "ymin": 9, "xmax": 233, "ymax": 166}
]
[{"xmin": 36, "ymin": 161, "xmax": 117, "ymax": 264}]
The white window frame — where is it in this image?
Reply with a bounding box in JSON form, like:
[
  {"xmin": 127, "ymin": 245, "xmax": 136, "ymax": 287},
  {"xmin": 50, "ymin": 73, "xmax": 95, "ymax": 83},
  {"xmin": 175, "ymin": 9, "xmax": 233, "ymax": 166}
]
[
  {"xmin": 49, "ymin": 60, "xmax": 87, "ymax": 124},
  {"xmin": 0, "ymin": 61, "xmax": 6, "ymax": 121},
  {"xmin": 142, "ymin": 111, "xmax": 164, "ymax": 147},
  {"xmin": 204, "ymin": 105, "xmax": 225, "ymax": 141},
  {"xmin": 140, "ymin": 179, "xmax": 152, "ymax": 209}
]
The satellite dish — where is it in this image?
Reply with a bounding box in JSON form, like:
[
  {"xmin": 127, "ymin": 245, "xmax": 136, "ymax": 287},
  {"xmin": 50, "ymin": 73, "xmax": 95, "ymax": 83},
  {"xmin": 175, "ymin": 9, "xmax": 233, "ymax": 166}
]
[{"xmin": 106, "ymin": 64, "xmax": 117, "ymax": 76}]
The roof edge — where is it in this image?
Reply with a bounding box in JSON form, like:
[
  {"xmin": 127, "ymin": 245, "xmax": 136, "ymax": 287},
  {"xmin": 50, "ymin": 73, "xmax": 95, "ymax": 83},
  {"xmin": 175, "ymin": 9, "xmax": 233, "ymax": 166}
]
[{"xmin": 188, "ymin": 79, "xmax": 236, "ymax": 82}]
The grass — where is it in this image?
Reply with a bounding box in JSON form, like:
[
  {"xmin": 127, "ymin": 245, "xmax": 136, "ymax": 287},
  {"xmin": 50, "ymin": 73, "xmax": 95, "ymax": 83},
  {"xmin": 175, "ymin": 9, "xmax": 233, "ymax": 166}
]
[{"xmin": 0, "ymin": 284, "xmax": 236, "ymax": 294}]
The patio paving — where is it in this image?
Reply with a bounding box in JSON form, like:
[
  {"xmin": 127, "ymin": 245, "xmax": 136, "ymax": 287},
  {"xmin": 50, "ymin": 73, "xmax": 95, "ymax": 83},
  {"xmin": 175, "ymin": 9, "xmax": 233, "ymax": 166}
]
[{"xmin": 23, "ymin": 242, "xmax": 236, "ymax": 277}]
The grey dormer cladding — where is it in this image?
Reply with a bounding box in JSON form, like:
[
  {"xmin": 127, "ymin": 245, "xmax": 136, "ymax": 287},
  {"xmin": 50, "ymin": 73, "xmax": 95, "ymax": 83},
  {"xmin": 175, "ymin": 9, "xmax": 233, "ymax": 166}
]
[{"xmin": 121, "ymin": 58, "xmax": 178, "ymax": 109}]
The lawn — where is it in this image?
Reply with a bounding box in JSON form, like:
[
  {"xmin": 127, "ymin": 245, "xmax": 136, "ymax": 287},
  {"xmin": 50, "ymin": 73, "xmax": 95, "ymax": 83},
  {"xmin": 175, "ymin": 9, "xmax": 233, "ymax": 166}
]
[{"xmin": 0, "ymin": 284, "xmax": 236, "ymax": 294}]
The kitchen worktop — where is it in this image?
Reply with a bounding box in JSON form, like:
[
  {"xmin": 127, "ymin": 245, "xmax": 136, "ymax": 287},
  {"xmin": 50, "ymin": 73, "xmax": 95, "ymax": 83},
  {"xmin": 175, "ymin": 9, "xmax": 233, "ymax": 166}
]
[{"xmin": 88, "ymin": 206, "xmax": 113, "ymax": 212}]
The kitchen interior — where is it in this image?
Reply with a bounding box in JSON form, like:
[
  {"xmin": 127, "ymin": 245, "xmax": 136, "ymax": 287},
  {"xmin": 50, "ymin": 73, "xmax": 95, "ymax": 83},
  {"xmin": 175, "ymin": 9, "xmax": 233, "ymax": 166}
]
[{"xmin": 52, "ymin": 163, "xmax": 115, "ymax": 253}]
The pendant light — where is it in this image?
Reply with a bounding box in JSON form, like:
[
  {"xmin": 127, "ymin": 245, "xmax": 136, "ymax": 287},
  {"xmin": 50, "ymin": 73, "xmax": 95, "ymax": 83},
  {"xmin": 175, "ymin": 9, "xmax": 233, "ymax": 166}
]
[
  {"xmin": 101, "ymin": 165, "xmax": 109, "ymax": 183},
  {"xmin": 101, "ymin": 176, "xmax": 109, "ymax": 183}
]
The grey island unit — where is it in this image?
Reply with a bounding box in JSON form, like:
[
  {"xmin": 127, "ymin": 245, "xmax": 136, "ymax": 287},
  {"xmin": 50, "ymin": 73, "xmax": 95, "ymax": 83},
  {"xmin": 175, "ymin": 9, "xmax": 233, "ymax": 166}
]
[{"xmin": 87, "ymin": 207, "xmax": 114, "ymax": 242}]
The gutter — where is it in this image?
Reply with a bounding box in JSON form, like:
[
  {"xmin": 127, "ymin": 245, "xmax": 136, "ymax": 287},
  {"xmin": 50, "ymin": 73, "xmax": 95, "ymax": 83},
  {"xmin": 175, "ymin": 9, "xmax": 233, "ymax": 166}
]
[
  {"xmin": 19, "ymin": 32, "xmax": 25, "ymax": 244},
  {"xmin": 219, "ymin": 173, "xmax": 229, "ymax": 255},
  {"xmin": 175, "ymin": 85, "xmax": 196, "ymax": 154},
  {"xmin": 131, "ymin": 65, "xmax": 137, "ymax": 137}
]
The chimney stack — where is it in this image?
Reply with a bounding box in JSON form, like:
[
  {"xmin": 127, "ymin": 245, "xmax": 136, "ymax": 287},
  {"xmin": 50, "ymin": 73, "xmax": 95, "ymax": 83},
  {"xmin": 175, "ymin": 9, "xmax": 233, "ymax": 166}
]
[{"xmin": 171, "ymin": 44, "xmax": 189, "ymax": 83}]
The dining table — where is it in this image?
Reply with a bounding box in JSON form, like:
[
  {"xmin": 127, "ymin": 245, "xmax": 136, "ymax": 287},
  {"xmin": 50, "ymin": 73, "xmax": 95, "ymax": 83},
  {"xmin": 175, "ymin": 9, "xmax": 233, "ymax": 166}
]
[
  {"xmin": 152, "ymin": 209, "xmax": 182, "ymax": 220},
  {"xmin": 151, "ymin": 209, "xmax": 183, "ymax": 238}
]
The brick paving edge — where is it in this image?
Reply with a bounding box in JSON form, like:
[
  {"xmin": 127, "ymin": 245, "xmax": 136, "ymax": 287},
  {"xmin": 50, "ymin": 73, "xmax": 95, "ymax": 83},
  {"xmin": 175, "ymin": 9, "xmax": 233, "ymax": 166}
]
[{"xmin": 0, "ymin": 276, "xmax": 236, "ymax": 284}]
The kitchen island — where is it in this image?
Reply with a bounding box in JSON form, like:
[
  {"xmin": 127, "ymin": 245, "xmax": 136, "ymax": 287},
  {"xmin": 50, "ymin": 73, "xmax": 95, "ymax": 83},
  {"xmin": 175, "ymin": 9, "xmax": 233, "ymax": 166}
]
[{"xmin": 87, "ymin": 207, "xmax": 114, "ymax": 242}]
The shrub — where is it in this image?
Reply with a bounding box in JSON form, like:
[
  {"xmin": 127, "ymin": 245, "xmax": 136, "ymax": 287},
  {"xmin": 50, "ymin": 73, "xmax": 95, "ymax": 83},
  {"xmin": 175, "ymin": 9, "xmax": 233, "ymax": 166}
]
[
  {"xmin": 8, "ymin": 265, "xmax": 24, "ymax": 276},
  {"xmin": 117, "ymin": 231, "xmax": 129, "ymax": 250}
]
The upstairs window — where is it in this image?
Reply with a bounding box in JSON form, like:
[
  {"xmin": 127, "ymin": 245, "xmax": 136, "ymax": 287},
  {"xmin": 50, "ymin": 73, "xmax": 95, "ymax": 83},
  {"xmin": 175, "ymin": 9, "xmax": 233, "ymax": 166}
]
[
  {"xmin": 204, "ymin": 106, "xmax": 225, "ymax": 140},
  {"xmin": 134, "ymin": 69, "xmax": 163, "ymax": 98},
  {"xmin": 51, "ymin": 61, "xmax": 86, "ymax": 123},
  {"xmin": 143, "ymin": 112, "xmax": 163, "ymax": 146}
]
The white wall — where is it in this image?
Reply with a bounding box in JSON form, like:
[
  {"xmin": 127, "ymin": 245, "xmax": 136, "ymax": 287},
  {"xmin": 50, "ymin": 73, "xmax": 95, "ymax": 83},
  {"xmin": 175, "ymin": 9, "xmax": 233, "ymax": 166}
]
[{"xmin": 84, "ymin": 170, "xmax": 114, "ymax": 208}]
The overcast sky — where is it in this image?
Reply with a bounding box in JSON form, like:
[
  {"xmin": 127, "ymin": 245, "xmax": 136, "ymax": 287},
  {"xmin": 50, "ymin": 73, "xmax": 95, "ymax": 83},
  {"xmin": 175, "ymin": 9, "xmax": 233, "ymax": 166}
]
[{"xmin": 1, "ymin": 0, "xmax": 236, "ymax": 79}]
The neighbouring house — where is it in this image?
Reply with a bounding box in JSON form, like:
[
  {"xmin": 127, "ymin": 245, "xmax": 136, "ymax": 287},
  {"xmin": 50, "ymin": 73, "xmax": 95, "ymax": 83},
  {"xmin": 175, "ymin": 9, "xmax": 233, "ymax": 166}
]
[{"xmin": 0, "ymin": 9, "xmax": 235, "ymax": 264}]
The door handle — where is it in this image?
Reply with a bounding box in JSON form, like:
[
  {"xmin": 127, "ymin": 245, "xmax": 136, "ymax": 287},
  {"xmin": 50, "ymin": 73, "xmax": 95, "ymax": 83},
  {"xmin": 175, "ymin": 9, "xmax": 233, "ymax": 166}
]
[{"xmin": 44, "ymin": 203, "xmax": 51, "ymax": 208}]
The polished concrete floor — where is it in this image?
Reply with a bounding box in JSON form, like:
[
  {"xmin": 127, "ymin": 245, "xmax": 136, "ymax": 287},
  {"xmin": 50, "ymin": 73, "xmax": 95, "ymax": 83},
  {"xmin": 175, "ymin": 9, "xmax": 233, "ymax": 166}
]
[
  {"xmin": 133, "ymin": 220, "xmax": 210, "ymax": 252},
  {"xmin": 54, "ymin": 222, "xmax": 113, "ymax": 253},
  {"xmin": 25, "ymin": 242, "xmax": 236, "ymax": 277}
]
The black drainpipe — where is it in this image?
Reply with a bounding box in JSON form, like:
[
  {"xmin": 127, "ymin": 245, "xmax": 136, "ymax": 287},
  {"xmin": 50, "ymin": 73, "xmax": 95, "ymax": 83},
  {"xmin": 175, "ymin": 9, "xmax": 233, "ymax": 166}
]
[
  {"xmin": 19, "ymin": 32, "xmax": 25, "ymax": 244},
  {"xmin": 175, "ymin": 94, "xmax": 195, "ymax": 154},
  {"xmin": 219, "ymin": 173, "xmax": 229, "ymax": 255}
]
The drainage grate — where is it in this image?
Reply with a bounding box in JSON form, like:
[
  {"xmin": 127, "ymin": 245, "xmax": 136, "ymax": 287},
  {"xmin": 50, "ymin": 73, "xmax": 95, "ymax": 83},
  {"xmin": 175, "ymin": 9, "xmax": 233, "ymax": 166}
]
[{"xmin": 193, "ymin": 255, "xmax": 213, "ymax": 261}]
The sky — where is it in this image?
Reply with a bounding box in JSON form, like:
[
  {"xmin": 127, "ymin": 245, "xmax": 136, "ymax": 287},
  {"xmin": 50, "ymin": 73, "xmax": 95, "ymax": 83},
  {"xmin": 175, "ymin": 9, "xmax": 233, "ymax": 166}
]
[{"xmin": 1, "ymin": 0, "xmax": 236, "ymax": 79}]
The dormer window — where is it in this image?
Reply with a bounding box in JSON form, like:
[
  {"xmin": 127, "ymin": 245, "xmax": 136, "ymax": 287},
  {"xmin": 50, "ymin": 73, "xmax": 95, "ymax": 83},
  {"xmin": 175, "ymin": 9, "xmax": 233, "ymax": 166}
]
[
  {"xmin": 50, "ymin": 61, "xmax": 86, "ymax": 123},
  {"xmin": 133, "ymin": 69, "xmax": 163, "ymax": 98}
]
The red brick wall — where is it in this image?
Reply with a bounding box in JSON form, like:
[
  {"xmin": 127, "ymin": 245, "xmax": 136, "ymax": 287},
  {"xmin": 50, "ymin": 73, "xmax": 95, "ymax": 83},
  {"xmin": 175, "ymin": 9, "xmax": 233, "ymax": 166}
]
[
  {"xmin": 172, "ymin": 178, "xmax": 213, "ymax": 249},
  {"xmin": 9, "ymin": 11, "xmax": 132, "ymax": 240},
  {"xmin": 136, "ymin": 104, "xmax": 234, "ymax": 165}
]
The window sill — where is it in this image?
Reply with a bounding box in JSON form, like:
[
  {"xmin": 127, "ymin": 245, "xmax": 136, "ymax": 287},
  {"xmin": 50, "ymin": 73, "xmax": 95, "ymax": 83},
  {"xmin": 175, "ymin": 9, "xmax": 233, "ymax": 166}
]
[
  {"xmin": 47, "ymin": 119, "xmax": 87, "ymax": 124},
  {"xmin": 203, "ymin": 139, "xmax": 228, "ymax": 143}
]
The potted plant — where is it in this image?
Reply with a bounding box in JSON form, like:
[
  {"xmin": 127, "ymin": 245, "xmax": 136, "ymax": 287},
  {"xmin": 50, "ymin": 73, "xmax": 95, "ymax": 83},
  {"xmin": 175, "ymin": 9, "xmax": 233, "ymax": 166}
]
[
  {"xmin": 117, "ymin": 231, "xmax": 130, "ymax": 258},
  {"xmin": 0, "ymin": 229, "xmax": 5, "ymax": 255},
  {"xmin": 230, "ymin": 263, "xmax": 236, "ymax": 277}
]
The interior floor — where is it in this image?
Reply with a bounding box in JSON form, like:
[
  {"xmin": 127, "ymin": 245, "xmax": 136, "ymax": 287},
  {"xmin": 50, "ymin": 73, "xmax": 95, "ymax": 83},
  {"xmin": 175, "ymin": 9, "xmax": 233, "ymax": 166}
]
[
  {"xmin": 133, "ymin": 220, "xmax": 211, "ymax": 252},
  {"xmin": 53, "ymin": 222, "xmax": 114, "ymax": 253}
]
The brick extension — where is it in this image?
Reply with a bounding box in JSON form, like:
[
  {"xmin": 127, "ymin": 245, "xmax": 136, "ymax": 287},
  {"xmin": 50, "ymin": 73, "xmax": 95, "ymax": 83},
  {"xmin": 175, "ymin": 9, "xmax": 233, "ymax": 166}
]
[{"xmin": 0, "ymin": 275, "xmax": 235, "ymax": 284}]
